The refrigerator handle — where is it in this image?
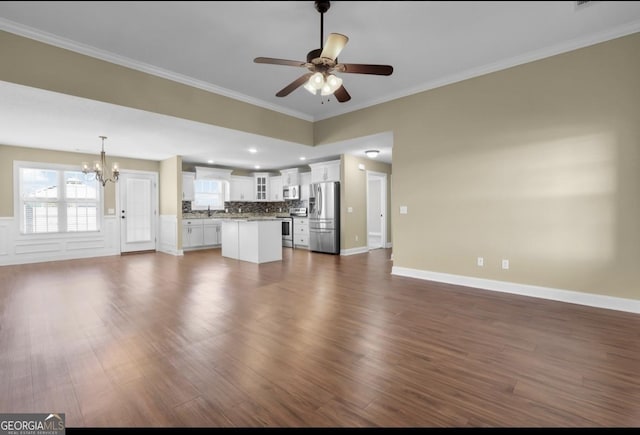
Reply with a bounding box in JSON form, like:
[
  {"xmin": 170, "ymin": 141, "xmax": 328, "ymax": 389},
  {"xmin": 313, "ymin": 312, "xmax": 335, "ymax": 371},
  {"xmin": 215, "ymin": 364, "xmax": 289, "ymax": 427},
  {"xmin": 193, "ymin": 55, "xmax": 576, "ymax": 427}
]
[{"xmin": 318, "ymin": 185, "xmax": 322, "ymax": 216}]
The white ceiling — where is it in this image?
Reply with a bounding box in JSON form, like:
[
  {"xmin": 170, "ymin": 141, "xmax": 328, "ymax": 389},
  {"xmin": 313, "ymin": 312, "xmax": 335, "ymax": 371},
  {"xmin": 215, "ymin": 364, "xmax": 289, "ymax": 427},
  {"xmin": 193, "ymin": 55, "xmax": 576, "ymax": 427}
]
[{"xmin": 1, "ymin": 1, "xmax": 640, "ymax": 171}]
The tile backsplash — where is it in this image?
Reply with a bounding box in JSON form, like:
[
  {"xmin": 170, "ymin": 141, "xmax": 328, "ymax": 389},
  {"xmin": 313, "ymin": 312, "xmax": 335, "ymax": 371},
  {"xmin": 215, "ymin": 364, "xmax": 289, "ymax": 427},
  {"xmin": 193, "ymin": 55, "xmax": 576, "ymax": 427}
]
[{"xmin": 183, "ymin": 200, "xmax": 306, "ymax": 216}]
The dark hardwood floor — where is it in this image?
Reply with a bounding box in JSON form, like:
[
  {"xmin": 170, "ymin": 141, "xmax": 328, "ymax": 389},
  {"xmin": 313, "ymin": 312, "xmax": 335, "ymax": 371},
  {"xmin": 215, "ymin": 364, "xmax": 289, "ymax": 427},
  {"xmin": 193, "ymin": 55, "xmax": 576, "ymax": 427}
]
[{"xmin": 1, "ymin": 247, "xmax": 638, "ymax": 427}]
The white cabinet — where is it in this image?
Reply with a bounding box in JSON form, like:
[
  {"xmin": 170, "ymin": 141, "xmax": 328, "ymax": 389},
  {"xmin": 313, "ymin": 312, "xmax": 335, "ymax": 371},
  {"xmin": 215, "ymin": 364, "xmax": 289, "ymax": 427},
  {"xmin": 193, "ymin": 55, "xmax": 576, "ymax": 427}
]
[
  {"xmin": 182, "ymin": 172, "xmax": 195, "ymax": 201},
  {"xmin": 221, "ymin": 220, "xmax": 239, "ymax": 259},
  {"xmin": 293, "ymin": 217, "xmax": 309, "ymax": 249},
  {"xmin": 203, "ymin": 219, "xmax": 221, "ymax": 246},
  {"xmin": 300, "ymin": 172, "xmax": 311, "ymax": 201},
  {"xmin": 221, "ymin": 220, "xmax": 282, "ymax": 263},
  {"xmin": 183, "ymin": 219, "xmax": 221, "ymax": 249},
  {"xmin": 309, "ymin": 160, "xmax": 341, "ymax": 183},
  {"xmin": 182, "ymin": 219, "xmax": 204, "ymax": 249},
  {"xmin": 269, "ymin": 176, "xmax": 283, "ymax": 202},
  {"xmin": 230, "ymin": 175, "xmax": 253, "ymax": 201},
  {"xmin": 254, "ymin": 172, "xmax": 270, "ymax": 201},
  {"xmin": 280, "ymin": 168, "xmax": 299, "ymax": 187}
]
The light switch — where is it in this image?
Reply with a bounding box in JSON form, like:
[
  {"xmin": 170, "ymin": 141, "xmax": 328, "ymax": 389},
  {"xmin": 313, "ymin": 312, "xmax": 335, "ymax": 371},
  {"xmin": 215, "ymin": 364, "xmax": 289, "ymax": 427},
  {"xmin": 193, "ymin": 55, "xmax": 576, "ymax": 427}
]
[
  {"xmin": 107, "ymin": 208, "xmax": 115, "ymax": 215},
  {"xmin": 347, "ymin": 207, "xmax": 353, "ymax": 213},
  {"xmin": 400, "ymin": 206, "xmax": 408, "ymax": 214}
]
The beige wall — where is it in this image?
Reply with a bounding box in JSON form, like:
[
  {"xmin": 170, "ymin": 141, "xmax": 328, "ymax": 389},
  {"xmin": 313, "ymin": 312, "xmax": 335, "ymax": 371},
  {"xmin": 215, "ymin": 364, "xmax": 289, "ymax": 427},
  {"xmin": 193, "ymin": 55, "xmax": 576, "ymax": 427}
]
[
  {"xmin": 1, "ymin": 28, "xmax": 638, "ymax": 302},
  {"xmin": 341, "ymin": 154, "xmax": 392, "ymax": 250},
  {"xmin": 0, "ymin": 144, "xmax": 159, "ymax": 217},
  {"xmin": 316, "ymin": 32, "xmax": 640, "ymax": 301},
  {"xmin": 0, "ymin": 30, "xmax": 314, "ymax": 146},
  {"xmin": 160, "ymin": 156, "xmax": 181, "ymax": 215}
]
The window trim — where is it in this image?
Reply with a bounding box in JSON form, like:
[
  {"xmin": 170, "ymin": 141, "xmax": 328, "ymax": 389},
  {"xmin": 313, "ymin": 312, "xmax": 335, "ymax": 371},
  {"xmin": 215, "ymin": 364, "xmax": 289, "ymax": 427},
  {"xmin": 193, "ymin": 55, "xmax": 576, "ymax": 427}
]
[{"xmin": 14, "ymin": 160, "xmax": 103, "ymax": 236}]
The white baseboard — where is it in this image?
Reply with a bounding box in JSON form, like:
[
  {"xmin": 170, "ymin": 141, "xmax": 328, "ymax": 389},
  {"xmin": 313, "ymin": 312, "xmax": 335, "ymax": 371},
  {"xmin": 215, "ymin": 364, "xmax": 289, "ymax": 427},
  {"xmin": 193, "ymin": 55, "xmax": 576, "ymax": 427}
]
[
  {"xmin": 340, "ymin": 246, "xmax": 369, "ymax": 256},
  {"xmin": 391, "ymin": 266, "xmax": 640, "ymax": 315}
]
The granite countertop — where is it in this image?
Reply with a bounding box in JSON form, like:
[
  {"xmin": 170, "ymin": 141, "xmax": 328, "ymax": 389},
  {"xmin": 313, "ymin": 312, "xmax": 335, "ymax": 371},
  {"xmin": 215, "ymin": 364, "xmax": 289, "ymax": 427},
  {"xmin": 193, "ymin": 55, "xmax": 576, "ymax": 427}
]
[{"xmin": 182, "ymin": 213, "xmax": 290, "ymax": 220}]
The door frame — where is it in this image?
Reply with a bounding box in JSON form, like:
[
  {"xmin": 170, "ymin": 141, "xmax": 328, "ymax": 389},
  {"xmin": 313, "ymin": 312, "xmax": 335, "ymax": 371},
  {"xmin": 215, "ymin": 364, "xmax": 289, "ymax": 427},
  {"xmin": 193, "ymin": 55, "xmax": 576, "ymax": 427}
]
[
  {"xmin": 115, "ymin": 169, "xmax": 159, "ymax": 254},
  {"xmin": 366, "ymin": 170, "xmax": 387, "ymax": 250}
]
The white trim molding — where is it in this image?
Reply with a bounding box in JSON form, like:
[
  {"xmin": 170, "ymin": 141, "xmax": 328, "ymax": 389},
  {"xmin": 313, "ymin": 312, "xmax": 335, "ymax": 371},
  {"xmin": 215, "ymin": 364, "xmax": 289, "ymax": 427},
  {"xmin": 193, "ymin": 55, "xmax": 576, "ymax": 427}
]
[
  {"xmin": 391, "ymin": 266, "xmax": 640, "ymax": 315},
  {"xmin": 341, "ymin": 246, "xmax": 369, "ymax": 256}
]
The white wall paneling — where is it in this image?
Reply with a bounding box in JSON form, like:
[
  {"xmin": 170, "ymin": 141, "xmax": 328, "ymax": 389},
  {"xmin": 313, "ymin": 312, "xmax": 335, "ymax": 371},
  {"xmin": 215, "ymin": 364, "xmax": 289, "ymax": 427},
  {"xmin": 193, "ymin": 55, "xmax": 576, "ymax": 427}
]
[
  {"xmin": 0, "ymin": 215, "xmax": 119, "ymax": 266},
  {"xmin": 159, "ymin": 214, "xmax": 180, "ymax": 256}
]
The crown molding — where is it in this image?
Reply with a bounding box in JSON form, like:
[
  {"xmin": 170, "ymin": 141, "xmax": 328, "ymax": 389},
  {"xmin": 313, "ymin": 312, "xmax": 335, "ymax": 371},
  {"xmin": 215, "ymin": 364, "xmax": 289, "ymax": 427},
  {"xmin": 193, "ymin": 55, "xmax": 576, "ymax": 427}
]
[
  {"xmin": 314, "ymin": 19, "xmax": 640, "ymax": 121},
  {"xmin": 2, "ymin": 17, "xmax": 639, "ymax": 124},
  {"xmin": 0, "ymin": 18, "xmax": 314, "ymax": 122}
]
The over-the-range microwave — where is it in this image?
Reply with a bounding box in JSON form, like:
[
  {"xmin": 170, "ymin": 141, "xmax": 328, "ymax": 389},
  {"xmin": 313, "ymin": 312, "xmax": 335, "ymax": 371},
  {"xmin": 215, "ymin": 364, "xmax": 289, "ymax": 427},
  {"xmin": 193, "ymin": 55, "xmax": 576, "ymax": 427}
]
[{"xmin": 283, "ymin": 185, "xmax": 300, "ymax": 200}]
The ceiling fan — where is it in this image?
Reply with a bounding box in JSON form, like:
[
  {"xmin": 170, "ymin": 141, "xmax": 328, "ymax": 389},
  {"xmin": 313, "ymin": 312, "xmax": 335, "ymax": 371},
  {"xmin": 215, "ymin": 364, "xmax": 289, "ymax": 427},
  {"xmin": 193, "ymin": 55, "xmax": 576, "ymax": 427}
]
[{"xmin": 254, "ymin": 0, "xmax": 393, "ymax": 103}]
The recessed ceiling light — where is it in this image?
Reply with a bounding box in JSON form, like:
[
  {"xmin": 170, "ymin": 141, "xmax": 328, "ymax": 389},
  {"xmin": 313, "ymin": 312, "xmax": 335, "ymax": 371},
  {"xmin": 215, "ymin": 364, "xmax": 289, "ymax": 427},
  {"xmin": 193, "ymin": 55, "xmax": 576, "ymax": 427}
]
[
  {"xmin": 254, "ymin": 165, "xmax": 261, "ymax": 169},
  {"xmin": 249, "ymin": 148, "xmax": 257, "ymax": 154},
  {"xmin": 207, "ymin": 160, "xmax": 214, "ymax": 164},
  {"xmin": 299, "ymin": 157, "xmax": 306, "ymax": 161}
]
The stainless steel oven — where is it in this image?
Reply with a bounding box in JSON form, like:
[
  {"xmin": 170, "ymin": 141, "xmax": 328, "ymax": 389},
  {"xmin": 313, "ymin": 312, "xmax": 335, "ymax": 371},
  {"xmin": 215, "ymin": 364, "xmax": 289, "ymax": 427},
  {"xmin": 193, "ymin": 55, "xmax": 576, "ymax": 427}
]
[{"xmin": 281, "ymin": 217, "xmax": 293, "ymax": 247}]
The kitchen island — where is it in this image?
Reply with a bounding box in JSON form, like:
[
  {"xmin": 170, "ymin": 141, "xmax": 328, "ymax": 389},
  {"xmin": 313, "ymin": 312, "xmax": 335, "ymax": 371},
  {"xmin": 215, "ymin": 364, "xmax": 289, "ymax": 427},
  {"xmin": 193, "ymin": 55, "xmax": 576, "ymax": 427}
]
[{"xmin": 221, "ymin": 218, "xmax": 282, "ymax": 264}]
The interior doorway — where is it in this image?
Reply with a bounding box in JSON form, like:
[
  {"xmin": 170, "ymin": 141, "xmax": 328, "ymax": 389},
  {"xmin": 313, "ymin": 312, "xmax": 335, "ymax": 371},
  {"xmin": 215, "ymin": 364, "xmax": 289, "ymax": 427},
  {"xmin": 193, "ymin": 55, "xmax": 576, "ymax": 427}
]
[{"xmin": 366, "ymin": 171, "xmax": 387, "ymax": 250}]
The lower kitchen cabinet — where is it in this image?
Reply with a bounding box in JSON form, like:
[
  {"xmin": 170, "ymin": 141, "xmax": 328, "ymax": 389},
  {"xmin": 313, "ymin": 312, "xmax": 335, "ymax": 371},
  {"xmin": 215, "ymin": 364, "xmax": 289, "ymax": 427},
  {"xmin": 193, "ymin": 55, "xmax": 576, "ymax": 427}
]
[
  {"xmin": 203, "ymin": 220, "xmax": 221, "ymax": 245},
  {"xmin": 293, "ymin": 217, "xmax": 309, "ymax": 249},
  {"xmin": 182, "ymin": 219, "xmax": 221, "ymax": 250}
]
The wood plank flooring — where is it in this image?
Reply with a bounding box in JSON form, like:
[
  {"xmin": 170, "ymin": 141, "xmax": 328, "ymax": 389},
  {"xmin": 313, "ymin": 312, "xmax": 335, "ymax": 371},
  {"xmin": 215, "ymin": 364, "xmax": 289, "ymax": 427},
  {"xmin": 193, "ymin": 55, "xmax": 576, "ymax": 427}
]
[{"xmin": 1, "ymin": 248, "xmax": 639, "ymax": 427}]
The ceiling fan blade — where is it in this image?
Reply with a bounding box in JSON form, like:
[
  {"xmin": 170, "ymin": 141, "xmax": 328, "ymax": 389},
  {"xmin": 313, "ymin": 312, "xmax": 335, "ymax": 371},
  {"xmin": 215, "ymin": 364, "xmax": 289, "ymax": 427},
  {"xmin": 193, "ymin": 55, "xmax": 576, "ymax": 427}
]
[
  {"xmin": 320, "ymin": 33, "xmax": 349, "ymax": 60},
  {"xmin": 254, "ymin": 57, "xmax": 308, "ymax": 67},
  {"xmin": 336, "ymin": 63, "xmax": 394, "ymax": 76},
  {"xmin": 275, "ymin": 73, "xmax": 314, "ymax": 97},
  {"xmin": 333, "ymin": 85, "xmax": 351, "ymax": 103}
]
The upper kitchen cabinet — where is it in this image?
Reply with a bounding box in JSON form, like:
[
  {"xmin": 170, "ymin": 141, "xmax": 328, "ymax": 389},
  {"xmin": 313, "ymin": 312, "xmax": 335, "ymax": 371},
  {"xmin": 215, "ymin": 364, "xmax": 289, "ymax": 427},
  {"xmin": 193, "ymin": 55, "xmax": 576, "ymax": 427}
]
[
  {"xmin": 230, "ymin": 175, "xmax": 253, "ymax": 201},
  {"xmin": 182, "ymin": 172, "xmax": 195, "ymax": 201},
  {"xmin": 269, "ymin": 175, "xmax": 283, "ymax": 202},
  {"xmin": 280, "ymin": 168, "xmax": 299, "ymax": 187},
  {"xmin": 253, "ymin": 172, "xmax": 270, "ymax": 202},
  {"xmin": 309, "ymin": 160, "xmax": 341, "ymax": 183},
  {"xmin": 300, "ymin": 172, "xmax": 311, "ymax": 201}
]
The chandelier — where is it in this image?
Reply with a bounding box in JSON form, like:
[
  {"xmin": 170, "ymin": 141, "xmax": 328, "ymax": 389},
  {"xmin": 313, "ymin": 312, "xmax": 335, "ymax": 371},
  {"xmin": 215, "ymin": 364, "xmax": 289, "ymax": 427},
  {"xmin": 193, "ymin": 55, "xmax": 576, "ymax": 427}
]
[{"xmin": 82, "ymin": 136, "xmax": 119, "ymax": 187}]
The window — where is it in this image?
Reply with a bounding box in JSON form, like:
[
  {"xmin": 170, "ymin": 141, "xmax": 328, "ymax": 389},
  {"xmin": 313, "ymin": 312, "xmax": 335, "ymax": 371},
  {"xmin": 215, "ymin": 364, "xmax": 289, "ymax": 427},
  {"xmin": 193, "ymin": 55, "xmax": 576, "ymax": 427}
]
[
  {"xmin": 192, "ymin": 179, "xmax": 226, "ymax": 210},
  {"xmin": 18, "ymin": 164, "xmax": 101, "ymax": 234}
]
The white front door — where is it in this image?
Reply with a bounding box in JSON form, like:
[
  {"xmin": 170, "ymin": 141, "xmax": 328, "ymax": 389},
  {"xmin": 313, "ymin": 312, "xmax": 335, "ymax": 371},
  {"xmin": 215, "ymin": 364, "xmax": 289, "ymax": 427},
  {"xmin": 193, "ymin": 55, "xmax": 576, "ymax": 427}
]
[
  {"xmin": 118, "ymin": 171, "xmax": 158, "ymax": 253},
  {"xmin": 367, "ymin": 171, "xmax": 387, "ymax": 250}
]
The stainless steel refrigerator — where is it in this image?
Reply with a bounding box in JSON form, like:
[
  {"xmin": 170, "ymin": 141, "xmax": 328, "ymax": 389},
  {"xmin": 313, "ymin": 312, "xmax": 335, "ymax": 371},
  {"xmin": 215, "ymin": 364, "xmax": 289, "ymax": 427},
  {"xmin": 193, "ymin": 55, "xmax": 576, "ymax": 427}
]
[{"xmin": 309, "ymin": 181, "xmax": 340, "ymax": 254}]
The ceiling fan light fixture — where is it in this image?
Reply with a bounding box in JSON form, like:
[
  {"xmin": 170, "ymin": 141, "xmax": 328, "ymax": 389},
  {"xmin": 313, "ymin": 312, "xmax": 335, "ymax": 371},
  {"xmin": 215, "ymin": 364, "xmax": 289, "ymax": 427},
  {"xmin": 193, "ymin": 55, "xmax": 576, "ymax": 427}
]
[
  {"xmin": 303, "ymin": 81, "xmax": 318, "ymax": 95},
  {"xmin": 309, "ymin": 72, "xmax": 325, "ymax": 90},
  {"xmin": 326, "ymin": 74, "xmax": 342, "ymax": 91},
  {"xmin": 365, "ymin": 149, "xmax": 380, "ymax": 159}
]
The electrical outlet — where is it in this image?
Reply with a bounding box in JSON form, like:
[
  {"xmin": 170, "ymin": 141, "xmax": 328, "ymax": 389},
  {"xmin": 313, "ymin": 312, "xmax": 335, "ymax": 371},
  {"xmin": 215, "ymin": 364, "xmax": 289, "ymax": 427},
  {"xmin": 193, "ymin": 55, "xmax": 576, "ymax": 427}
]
[
  {"xmin": 477, "ymin": 257, "xmax": 484, "ymax": 267},
  {"xmin": 355, "ymin": 235, "xmax": 359, "ymax": 241},
  {"xmin": 502, "ymin": 259, "xmax": 509, "ymax": 270}
]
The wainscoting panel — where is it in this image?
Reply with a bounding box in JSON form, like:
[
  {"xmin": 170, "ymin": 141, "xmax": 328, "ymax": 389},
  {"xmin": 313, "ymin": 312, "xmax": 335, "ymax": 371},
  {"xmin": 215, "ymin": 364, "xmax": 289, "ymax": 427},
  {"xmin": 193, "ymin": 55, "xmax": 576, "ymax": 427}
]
[
  {"xmin": 0, "ymin": 218, "xmax": 11, "ymax": 256},
  {"xmin": 0, "ymin": 215, "xmax": 120, "ymax": 266},
  {"xmin": 159, "ymin": 214, "xmax": 180, "ymax": 256}
]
